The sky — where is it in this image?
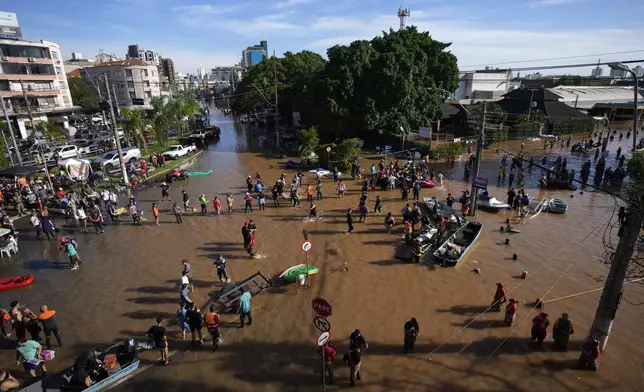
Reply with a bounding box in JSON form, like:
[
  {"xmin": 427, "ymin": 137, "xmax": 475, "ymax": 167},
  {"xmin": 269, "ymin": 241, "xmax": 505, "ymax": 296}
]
[{"xmin": 5, "ymin": 0, "xmax": 644, "ymax": 75}]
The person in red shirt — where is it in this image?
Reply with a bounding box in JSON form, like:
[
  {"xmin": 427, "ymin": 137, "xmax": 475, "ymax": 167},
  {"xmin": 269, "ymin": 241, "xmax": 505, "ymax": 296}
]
[
  {"xmin": 318, "ymin": 342, "xmax": 336, "ymax": 385},
  {"xmin": 56, "ymin": 188, "xmax": 64, "ymax": 199},
  {"xmin": 504, "ymin": 298, "xmax": 517, "ymax": 326},
  {"xmin": 213, "ymin": 197, "xmax": 221, "ymax": 216},
  {"xmin": 530, "ymin": 312, "xmax": 550, "ymax": 346},
  {"xmin": 247, "ymin": 231, "xmax": 256, "ymax": 258},
  {"xmin": 491, "ymin": 282, "xmax": 506, "ymax": 311}
]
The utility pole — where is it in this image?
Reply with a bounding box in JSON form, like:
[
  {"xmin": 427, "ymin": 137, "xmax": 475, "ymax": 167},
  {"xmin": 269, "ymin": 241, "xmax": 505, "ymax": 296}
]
[
  {"xmin": 273, "ymin": 50, "xmax": 280, "ymax": 148},
  {"xmin": 586, "ymin": 209, "xmax": 643, "ymax": 352},
  {"xmin": 1, "ymin": 96, "xmax": 21, "ymax": 165},
  {"xmin": 103, "ymin": 75, "xmax": 130, "ymax": 190},
  {"xmin": 469, "ymin": 101, "xmax": 486, "ymax": 217}
]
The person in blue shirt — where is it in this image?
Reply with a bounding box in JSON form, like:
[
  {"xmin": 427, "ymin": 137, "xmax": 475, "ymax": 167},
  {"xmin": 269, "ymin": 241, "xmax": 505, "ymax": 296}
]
[
  {"xmin": 59, "ymin": 237, "xmax": 80, "ymax": 270},
  {"xmin": 180, "ymin": 284, "xmax": 193, "ymax": 306},
  {"xmin": 238, "ymin": 289, "xmax": 252, "ymax": 328},
  {"xmin": 176, "ymin": 303, "xmax": 189, "ymax": 340}
]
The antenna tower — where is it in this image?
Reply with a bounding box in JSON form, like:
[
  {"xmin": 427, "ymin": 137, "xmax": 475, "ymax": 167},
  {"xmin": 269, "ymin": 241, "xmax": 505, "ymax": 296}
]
[{"xmin": 397, "ymin": 7, "xmax": 410, "ymax": 30}]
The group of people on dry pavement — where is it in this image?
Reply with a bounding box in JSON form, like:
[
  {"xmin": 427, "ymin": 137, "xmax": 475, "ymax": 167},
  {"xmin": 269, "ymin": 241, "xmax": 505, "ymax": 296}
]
[
  {"xmin": 491, "ymin": 282, "xmax": 600, "ymax": 369},
  {"xmin": 0, "ymin": 300, "xmax": 63, "ymax": 379}
]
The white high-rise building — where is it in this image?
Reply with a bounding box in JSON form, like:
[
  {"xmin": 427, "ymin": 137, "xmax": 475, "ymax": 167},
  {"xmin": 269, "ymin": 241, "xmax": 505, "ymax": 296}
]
[
  {"xmin": 591, "ymin": 67, "xmax": 603, "ymax": 77},
  {"xmin": 609, "ymin": 68, "xmax": 626, "ymax": 78},
  {"xmin": 197, "ymin": 67, "xmax": 207, "ymax": 79}
]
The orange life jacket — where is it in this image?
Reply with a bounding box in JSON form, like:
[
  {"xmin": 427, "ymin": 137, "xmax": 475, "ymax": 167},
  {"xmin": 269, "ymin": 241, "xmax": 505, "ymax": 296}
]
[{"xmin": 204, "ymin": 312, "xmax": 220, "ymax": 331}]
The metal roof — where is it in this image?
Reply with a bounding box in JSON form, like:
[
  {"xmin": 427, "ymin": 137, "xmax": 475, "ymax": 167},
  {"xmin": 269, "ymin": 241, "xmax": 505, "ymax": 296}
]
[{"xmin": 548, "ymin": 86, "xmax": 643, "ymax": 109}]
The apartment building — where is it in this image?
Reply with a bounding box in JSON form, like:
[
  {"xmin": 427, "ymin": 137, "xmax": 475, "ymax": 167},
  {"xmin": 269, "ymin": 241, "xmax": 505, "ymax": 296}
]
[
  {"xmin": 82, "ymin": 59, "xmax": 161, "ymax": 109},
  {"xmin": 161, "ymin": 58, "xmax": 175, "ymax": 86},
  {"xmin": 126, "ymin": 44, "xmax": 160, "ymax": 66},
  {"xmin": 0, "ymin": 38, "xmax": 75, "ymax": 138}
]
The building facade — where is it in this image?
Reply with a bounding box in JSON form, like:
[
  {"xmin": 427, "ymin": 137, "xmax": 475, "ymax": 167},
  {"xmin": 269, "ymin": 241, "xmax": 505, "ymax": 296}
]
[
  {"xmin": 241, "ymin": 42, "xmax": 267, "ymax": 67},
  {"xmin": 0, "ymin": 38, "xmax": 75, "ymax": 138},
  {"xmin": 591, "ymin": 67, "xmax": 604, "ymax": 77},
  {"xmin": 609, "ymin": 68, "xmax": 626, "ymax": 78},
  {"xmin": 161, "ymin": 58, "xmax": 175, "ymax": 86},
  {"xmin": 125, "ymin": 44, "xmax": 160, "ymax": 66},
  {"xmin": 454, "ymin": 68, "xmax": 515, "ymax": 103},
  {"xmin": 633, "ymin": 66, "xmax": 644, "ymax": 78},
  {"xmin": 82, "ymin": 59, "xmax": 161, "ymax": 109}
]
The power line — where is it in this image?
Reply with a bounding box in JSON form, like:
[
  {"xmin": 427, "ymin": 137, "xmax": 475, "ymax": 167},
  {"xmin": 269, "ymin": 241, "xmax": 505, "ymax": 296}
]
[{"xmin": 459, "ymin": 49, "xmax": 644, "ymax": 69}]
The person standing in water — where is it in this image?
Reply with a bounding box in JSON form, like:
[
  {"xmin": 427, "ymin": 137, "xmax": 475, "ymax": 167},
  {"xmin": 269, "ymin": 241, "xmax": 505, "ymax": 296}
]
[
  {"xmin": 244, "ymin": 193, "xmax": 253, "ymax": 213},
  {"xmin": 316, "ymin": 181, "xmax": 323, "ymax": 200},
  {"xmin": 198, "ymin": 194, "xmax": 208, "ymax": 215},
  {"xmin": 38, "ymin": 305, "xmax": 62, "ymax": 349},
  {"xmin": 309, "ymin": 202, "xmax": 318, "ymax": 220},
  {"xmin": 242, "ymin": 221, "xmax": 250, "ymax": 249},
  {"xmin": 214, "ymin": 254, "xmax": 230, "ymax": 283},
  {"xmin": 213, "ymin": 197, "xmax": 221, "ymax": 216},
  {"xmin": 160, "ymin": 182, "xmax": 171, "ymax": 202},
  {"xmin": 258, "ymin": 191, "xmax": 266, "ymax": 211},
  {"xmin": 552, "ymin": 313, "xmax": 574, "ymax": 351},
  {"xmin": 373, "ymin": 195, "xmax": 382, "ymax": 213},
  {"xmin": 226, "ymin": 194, "xmax": 234, "ymax": 214},
  {"xmin": 238, "ymin": 289, "xmax": 252, "ymax": 328},
  {"xmin": 152, "ymin": 203, "xmax": 160, "ymax": 225},
  {"xmin": 403, "ymin": 318, "xmax": 419, "ymax": 353},
  {"xmin": 346, "ymin": 209, "xmax": 354, "ymax": 234},
  {"xmin": 247, "ymin": 230, "xmax": 256, "ymax": 258},
  {"xmin": 203, "ymin": 305, "xmax": 221, "ymax": 352},
  {"xmin": 172, "ymin": 202, "xmax": 183, "ymax": 224},
  {"xmin": 384, "ymin": 213, "xmax": 395, "ymax": 233}
]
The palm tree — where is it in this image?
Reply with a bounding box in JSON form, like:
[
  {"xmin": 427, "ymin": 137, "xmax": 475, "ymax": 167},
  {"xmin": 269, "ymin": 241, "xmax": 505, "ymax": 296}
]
[
  {"xmin": 149, "ymin": 96, "xmax": 172, "ymax": 149},
  {"xmin": 119, "ymin": 108, "xmax": 149, "ymax": 153}
]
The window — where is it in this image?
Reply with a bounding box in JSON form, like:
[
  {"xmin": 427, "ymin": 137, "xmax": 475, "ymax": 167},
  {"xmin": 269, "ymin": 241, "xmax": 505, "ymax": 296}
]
[
  {"xmin": 141, "ymin": 69, "xmax": 148, "ymax": 77},
  {"xmin": 0, "ymin": 44, "xmax": 49, "ymax": 59},
  {"xmin": 152, "ymin": 70, "xmax": 156, "ymax": 77},
  {"xmin": 127, "ymin": 81, "xmax": 134, "ymax": 88},
  {"xmin": 144, "ymin": 81, "xmax": 150, "ymax": 87},
  {"xmin": 63, "ymin": 96, "xmax": 71, "ymax": 105},
  {"xmin": 55, "ymin": 66, "xmax": 62, "ymax": 75},
  {"xmin": 145, "ymin": 91, "xmax": 152, "ymax": 98},
  {"xmin": 125, "ymin": 69, "xmax": 133, "ymax": 77},
  {"xmin": 114, "ymin": 71, "xmax": 122, "ymax": 77},
  {"xmin": 119, "ymin": 83, "xmax": 124, "ymax": 88},
  {"xmin": 129, "ymin": 92, "xmax": 136, "ymax": 99},
  {"xmin": 51, "ymin": 51, "xmax": 59, "ymax": 60}
]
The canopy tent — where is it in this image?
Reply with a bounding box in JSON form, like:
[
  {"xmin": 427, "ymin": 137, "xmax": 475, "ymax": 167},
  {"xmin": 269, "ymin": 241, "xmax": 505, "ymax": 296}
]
[
  {"xmin": 0, "ymin": 166, "xmax": 46, "ymax": 178},
  {"xmin": 59, "ymin": 158, "xmax": 92, "ymax": 180}
]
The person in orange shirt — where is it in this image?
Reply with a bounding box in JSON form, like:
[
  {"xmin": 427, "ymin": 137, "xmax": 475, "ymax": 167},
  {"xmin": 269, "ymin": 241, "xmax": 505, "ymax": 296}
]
[
  {"xmin": 152, "ymin": 203, "xmax": 160, "ymax": 226},
  {"xmin": 213, "ymin": 196, "xmax": 221, "ymax": 216},
  {"xmin": 0, "ymin": 189, "xmax": 4, "ymax": 208},
  {"xmin": 306, "ymin": 184, "xmax": 314, "ymax": 202}
]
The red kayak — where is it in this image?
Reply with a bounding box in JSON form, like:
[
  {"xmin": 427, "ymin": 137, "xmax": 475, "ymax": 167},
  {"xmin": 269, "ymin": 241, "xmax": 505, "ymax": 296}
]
[{"xmin": 0, "ymin": 274, "xmax": 34, "ymax": 292}]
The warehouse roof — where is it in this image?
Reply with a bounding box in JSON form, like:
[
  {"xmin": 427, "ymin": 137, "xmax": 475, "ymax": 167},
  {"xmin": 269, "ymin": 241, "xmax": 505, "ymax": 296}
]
[{"xmin": 548, "ymin": 86, "xmax": 643, "ymax": 109}]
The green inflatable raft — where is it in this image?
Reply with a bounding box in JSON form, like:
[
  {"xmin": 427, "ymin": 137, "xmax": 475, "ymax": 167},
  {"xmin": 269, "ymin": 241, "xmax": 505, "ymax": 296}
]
[
  {"xmin": 186, "ymin": 170, "xmax": 213, "ymax": 177},
  {"xmin": 281, "ymin": 265, "xmax": 319, "ymax": 283}
]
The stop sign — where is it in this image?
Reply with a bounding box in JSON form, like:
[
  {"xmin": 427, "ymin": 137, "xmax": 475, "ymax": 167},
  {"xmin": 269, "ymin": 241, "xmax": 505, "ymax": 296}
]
[{"xmin": 312, "ymin": 297, "xmax": 332, "ymax": 317}]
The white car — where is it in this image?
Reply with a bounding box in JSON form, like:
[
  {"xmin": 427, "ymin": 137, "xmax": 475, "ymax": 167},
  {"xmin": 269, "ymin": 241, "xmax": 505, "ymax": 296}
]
[
  {"xmin": 162, "ymin": 145, "xmax": 197, "ymax": 160},
  {"xmin": 92, "ymin": 147, "xmax": 142, "ymax": 172},
  {"xmin": 43, "ymin": 145, "xmax": 80, "ymax": 161}
]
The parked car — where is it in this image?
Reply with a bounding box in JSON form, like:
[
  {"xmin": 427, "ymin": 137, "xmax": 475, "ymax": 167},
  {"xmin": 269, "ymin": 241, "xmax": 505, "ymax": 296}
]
[
  {"xmin": 75, "ymin": 140, "xmax": 103, "ymax": 156},
  {"xmin": 92, "ymin": 147, "xmax": 142, "ymax": 172},
  {"xmin": 162, "ymin": 145, "xmax": 196, "ymax": 160},
  {"xmin": 43, "ymin": 145, "xmax": 80, "ymax": 161}
]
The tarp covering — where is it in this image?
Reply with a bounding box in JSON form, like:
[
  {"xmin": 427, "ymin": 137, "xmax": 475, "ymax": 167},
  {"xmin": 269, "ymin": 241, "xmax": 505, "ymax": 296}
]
[
  {"xmin": 0, "ymin": 166, "xmax": 45, "ymax": 178},
  {"xmin": 60, "ymin": 158, "xmax": 92, "ymax": 180}
]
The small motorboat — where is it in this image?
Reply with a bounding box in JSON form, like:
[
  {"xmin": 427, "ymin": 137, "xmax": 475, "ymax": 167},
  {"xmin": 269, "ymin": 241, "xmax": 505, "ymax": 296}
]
[
  {"xmin": 279, "ymin": 264, "xmax": 319, "ymax": 283},
  {"xmin": 418, "ymin": 179, "xmax": 436, "ymax": 188},
  {"xmin": 186, "ymin": 170, "xmax": 213, "ymax": 177},
  {"xmin": 17, "ymin": 338, "xmax": 152, "ymax": 392},
  {"xmin": 0, "ymin": 274, "xmax": 34, "ymax": 292},
  {"xmin": 477, "ymin": 191, "xmax": 510, "ymax": 211},
  {"xmin": 433, "ymin": 222, "xmax": 483, "ymax": 267},
  {"xmin": 395, "ymin": 225, "xmax": 441, "ymax": 261},
  {"xmin": 547, "ymin": 198, "xmax": 568, "ymax": 214}
]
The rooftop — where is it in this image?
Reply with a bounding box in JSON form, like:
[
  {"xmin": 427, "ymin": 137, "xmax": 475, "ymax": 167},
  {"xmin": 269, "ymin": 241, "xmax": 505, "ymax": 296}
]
[
  {"xmin": 548, "ymin": 86, "xmax": 643, "ymax": 109},
  {"xmin": 92, "ymin": 59, "xmax": 150, "ymax": 67},
  {"xmin": 66, "ymin": 69, "xmax": 82, "ymax": 77}
]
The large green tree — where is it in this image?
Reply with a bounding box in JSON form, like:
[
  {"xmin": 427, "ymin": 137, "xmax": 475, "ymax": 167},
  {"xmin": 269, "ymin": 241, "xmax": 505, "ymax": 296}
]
[
  {"xmin": 119, "ymin": 108, "xmax": 149, "ymax": 152},
  {"xmin": 68, "ymin": 77, "xmax": 100, "ymax": 110},
  {"xmin": 299, "ymin": 27, "xmax": 459, "ymax": 144}
]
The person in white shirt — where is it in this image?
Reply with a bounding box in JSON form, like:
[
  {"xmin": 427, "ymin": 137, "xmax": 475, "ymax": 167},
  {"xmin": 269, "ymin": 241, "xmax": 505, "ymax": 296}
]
[
  {"xmin": 101, "ymin": 190, "xmax": 110, "ymax": 209},
  {"xmin": 181, "ymin": 271, "xmax": 193, "ymax": 292},
  {"xmin": 30, "ymin": 212, "xmax": 42, "ymax": 239},
  {"xmin": 76, "ymin": 207, "xmax": 88, "ymax": 232},
  {"xmin": 109, "ymin": 191, "xmax": 118, "ymax": 205}
]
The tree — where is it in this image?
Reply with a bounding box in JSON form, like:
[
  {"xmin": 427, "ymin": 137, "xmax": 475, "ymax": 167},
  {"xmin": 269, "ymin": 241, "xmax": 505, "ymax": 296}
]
[
  {"xmin": 335, "ymin": 138, "xmax": 364, "ymax": 169},
  {"xmin": 0, "ymin": 121, "xmax": 12, "ymax": 168},
  {"xmin": 299, "ymin": 27, "xmax": 459, "ymax": 144},
  {"xmin": 170, "ymin": 97, "xmax": 200, "ymax": 137},
  {"xmin": 68, "ymin": 77, "xmax": 100, "ymax": 110},
  {"xmin": 298, "ymin": 127, "xmax": 319, "ymax": 159},
  {"xmin": 119, "ymin": 108, "xmax": 149, "ymax": 152},
  {"xmin": 515, "ymin": 112, "xmax": 546, "ymax": 138},
  {"xmin": 149, "ymin": 96, "xmax": 172, "ymax": 149},
  {"xmin": 36, "ymin": 120, "xmax": 64, "ymax": 143}
]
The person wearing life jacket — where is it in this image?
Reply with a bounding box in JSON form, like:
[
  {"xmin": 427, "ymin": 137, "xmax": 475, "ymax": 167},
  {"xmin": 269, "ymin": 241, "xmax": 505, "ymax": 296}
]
[
  {"xmin": 38, "ymin": 305, "xmax": 62, "ymax": 349},
  {"xmin": 504, "ymin": 298, "xmax": 518, "ymax": 326},
  {"xmin": 413, "ymin": 241, "xmax": 422, "ymax": 264},
  {"xmin": 203, "ymin": 304, "xmax": 221, "ymax": 352},
  {"xmin": 530, "ymin": 312, "xmax": 550, "ymax": 346},
  {"xmin": 552, "ymin": 313, "xmax": 574, "ymax": 351},
  {"xmin": 579, "ymin": 338, "xmax": 600, "ymax": 371},
  {"xmin": 491, "ymin": 283, "xmax": 507, "ymax": 311},
  {"xmin": 403, "ymin": 318, "xmax": 419, "ymax": 353}
]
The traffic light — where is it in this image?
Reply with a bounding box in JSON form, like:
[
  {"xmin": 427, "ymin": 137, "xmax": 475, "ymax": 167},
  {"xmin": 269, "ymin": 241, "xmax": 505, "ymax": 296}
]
[{"xmin": 132, "ymin": 98, "xmax": 145, "ymax": 105}]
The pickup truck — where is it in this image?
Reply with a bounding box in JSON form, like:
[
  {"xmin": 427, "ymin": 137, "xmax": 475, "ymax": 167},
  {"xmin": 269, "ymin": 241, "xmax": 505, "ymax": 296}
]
[
  {"xmin": 43, "ymin": 145, "xmax": 81, "ymax": 161},
  {"xmin": 162, "ymin": 145, "xmax": 197, "ymax": 160}
]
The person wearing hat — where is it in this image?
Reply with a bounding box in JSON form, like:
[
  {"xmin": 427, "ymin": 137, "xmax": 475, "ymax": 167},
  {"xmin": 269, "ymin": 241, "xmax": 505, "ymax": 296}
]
[
  {"xmin": 160, "ymin": 182, "xmax": 171, "ymax": 202},
  {"xmin": 246, "ymin": 175, "xmax": 253, "ymax": 193},
  {"xmin": 504, "ymin": 298, "xmax": 518, "ymax": 326},
  {"xmin": 244, "ymin": 192, "xmax": 253, "ymax": 213},
  {"xmin": 552, "ymin": 313, "xmax": 574, "ymax": 351},
  {"xmin": 530, "ymin": 312, "xmax": 550, "ymax": 347},
  {"xmin": 60, "ymin": 237, "xmax": 81, "ymax": 271},
  {"xmin": 491, "ymin": 283, "xmax": 507, "ymax": 311}
]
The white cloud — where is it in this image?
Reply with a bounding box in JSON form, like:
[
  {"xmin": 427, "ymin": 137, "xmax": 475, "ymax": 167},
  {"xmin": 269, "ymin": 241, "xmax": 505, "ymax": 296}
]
[
  {"xmin": 274, "ymin": 0, "xmax": 315, "ymax": 9},
  {"xmin": 171, "ymin": 4, "xmax": 246, "ymax": 15}
]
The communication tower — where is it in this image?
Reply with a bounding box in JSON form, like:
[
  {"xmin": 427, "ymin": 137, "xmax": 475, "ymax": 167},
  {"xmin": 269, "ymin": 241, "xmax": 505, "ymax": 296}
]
[{"xmin": 398, "ymin": 7, "xmax": 410, "ymax": 30}]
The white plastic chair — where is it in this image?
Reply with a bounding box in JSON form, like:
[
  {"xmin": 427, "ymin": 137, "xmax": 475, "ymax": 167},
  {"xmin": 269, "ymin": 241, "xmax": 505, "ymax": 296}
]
[
  {"xmin": 0, "ymin": 244, "xmax": 12, "ymax": 258},
  {"xmin": 8, "ymin": 236, "xmax": 18, "ymax": 254}
]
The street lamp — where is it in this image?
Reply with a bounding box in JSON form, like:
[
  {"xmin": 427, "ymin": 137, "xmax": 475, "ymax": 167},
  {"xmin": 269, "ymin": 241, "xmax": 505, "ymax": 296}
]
[{"xmin": 609, "ymin": 63, "xmax": 639, "ymax": 152}]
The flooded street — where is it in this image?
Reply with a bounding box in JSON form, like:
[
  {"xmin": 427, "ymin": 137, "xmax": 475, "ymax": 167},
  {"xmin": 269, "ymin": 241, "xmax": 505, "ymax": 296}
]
[{"xmin": 1, "ymin": 103, "xmax": 643, "ymax": 392}]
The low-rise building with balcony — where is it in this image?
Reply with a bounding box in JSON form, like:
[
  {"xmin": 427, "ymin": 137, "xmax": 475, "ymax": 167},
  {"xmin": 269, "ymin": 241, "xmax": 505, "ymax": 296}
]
[{"xmin": 0, "ymin": 38, "xmax": 76, "ymax": 138}]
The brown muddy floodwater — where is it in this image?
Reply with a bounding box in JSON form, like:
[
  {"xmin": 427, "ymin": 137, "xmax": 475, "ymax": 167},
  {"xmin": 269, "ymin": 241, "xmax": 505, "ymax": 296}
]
[{"xmin": 1, "ymin": 104, "xmax": 643, "ymax": 392}]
